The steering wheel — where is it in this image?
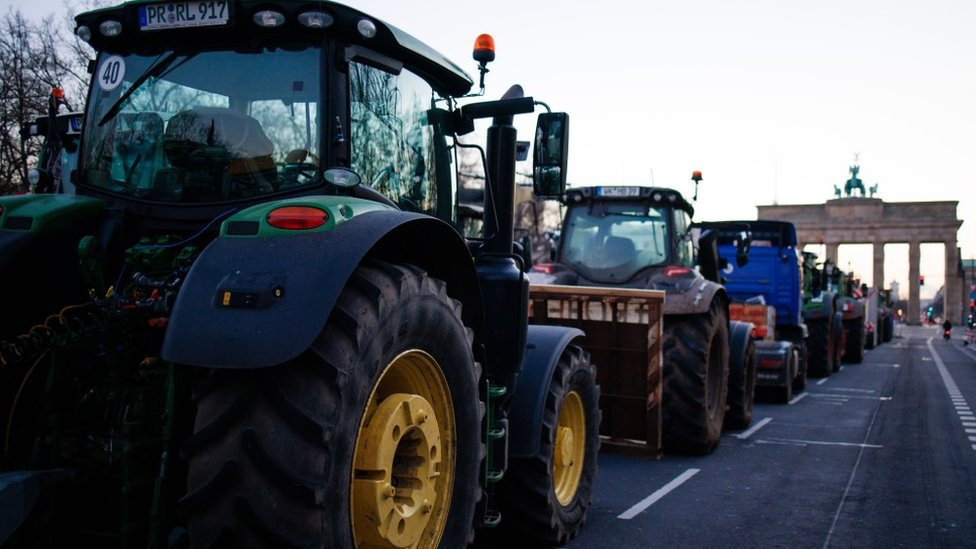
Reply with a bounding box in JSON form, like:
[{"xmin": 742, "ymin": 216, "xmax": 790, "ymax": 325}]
[{"xmin": 285, "ymin": 149, "xmax": 320, "ymax": 180}]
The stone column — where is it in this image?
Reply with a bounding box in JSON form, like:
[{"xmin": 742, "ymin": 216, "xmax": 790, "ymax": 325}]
[
  {"xmin": 908, "ymin": 240, "xmax": 920, "ymax": 325},
  {"xmin": 945, "ymin": 242, "xmax": 961, "ymax": 323},
  {"xmin": 826, "ymin": 243, "xmax": 839, "ymax": 266},
  {"xmin": 873, "ymin": 240, "xmax": 885, "ymax": 291}
]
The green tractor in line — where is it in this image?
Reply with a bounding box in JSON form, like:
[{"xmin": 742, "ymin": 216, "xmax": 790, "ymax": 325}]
[
  {"xmin": 0, "ymin": 2, "xmax": 604, "ymax": 547},
  {"xmin": 800, "ymin": 251, "xmax": 844, "ymax": 376}
]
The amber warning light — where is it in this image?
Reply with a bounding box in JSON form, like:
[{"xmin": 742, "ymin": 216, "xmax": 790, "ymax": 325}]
[{"xmin": 473, "ymin": 34, "xmax": 495, "ymax": 64}]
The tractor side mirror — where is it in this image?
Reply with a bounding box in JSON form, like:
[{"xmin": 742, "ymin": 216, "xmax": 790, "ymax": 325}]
[{"xmin": 533, "ymin": 112, "xmax": 569, "ymax": 198}]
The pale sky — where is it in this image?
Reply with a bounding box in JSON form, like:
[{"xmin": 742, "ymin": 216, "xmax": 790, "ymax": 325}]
[{"xmin": 8, "ymin": 0, "xmax": 975, "ymax": 299}]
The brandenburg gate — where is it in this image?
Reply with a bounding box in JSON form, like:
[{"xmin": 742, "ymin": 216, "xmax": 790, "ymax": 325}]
[{"xmin": 755, "ymin": 165, "xmax": 964, "ymax": 325}]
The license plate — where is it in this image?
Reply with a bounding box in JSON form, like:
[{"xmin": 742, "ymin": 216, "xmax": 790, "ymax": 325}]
[
  {"xmin": 139, "ymin": 1, "xmax": 228, "ymax": 30},
  {"xmin": 596, "ymin": 186, "xmax": 640, "ymax": 198}
]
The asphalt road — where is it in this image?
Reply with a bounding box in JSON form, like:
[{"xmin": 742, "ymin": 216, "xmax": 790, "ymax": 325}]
[{"xmin": 563, "ymin": 324, "xmax": 976, "ymax": 548}]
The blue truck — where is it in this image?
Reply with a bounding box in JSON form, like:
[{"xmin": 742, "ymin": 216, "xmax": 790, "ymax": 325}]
[{"xmin": 707, "ymin": 221, "xmax": 814, "ymax": 402}]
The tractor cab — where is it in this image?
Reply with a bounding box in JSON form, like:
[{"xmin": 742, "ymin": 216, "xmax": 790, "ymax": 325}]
[
  {"xmin": 530, "ymin": 185, "xmax": 697, "ymax": 287},
  {"xmin": 68, "ymin": 0, "xmax": 485, "ymax": 230}
]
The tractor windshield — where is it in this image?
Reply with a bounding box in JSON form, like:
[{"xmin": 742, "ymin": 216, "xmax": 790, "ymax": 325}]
[
  {"xmin": 81, "ymin": 46, "xmax": 321, "ymax": 203},
  {"xmin": 561, "ymin": 202, "xmax": 670, "ymax": 282}
]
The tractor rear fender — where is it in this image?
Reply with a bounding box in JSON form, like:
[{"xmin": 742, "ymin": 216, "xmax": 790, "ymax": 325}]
[
  {"xmin": 161, "ymin": 211, "xmax": 484, "ymax": 369},
  {"xmin": 729, "ymin": 320, "xmax": 755, "ymax": 361},
  {"xmin": 661, "ymin": 278, "xmax": 727, "ymax": 316},
  {"xmin": 803, "ymin": 290, "xmax": 835, "ymax": 321},
  {"xmin": 507, "ymin": 325, "xmax": 584, "ymax": 458}
]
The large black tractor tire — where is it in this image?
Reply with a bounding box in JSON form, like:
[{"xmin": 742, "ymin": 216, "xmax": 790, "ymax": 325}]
[
  {"xmin": 181, "ymin": 261, "xmax": 482, "ymax": 549},
  {"xmin": 832, "ymin": 312, "xmax": 844, "ymax": 372},
  {"xmin": 806, "ymin": 318, "xmax": 832, "ymax": 378},
  {"xmin": 495, "ymin": 345, "xmax": 600, "ymax": 546},
  {"xmin": 844, "ymin": 317, "xmax": 865, "ymax": 364},
  {"xmin": 662, "ymin": 301, "xmax": 730, "ymax": 455},
  {"xmin": 725, "ymin": 337, "xmax": 757, "ymax": 431},
  {"xmin": 792, "ymin": 341, "xmax": 808, "ymax": 393}
]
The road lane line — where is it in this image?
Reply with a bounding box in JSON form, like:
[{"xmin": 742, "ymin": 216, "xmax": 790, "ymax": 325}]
[
  {"xmin": 965, "ymin": 428, "xmax": 976, "ymax": 434},
  {"xmin": 816, "ymin": 377, "xmax": 829, "ymax": 385},
  {"xmin": 926, "ymin": 338, "xmax": 975, "ymax": 454},
  {"xmin": 822, "ymin": 340, "xmax": 895, "ymax": 549},
  {"xmin": 759, "ymin": 437, "xmax": 883, "ymax": 449},
  {"xmin": 617, "ymin": 469, "xmax": 700, "ymax": 520},
  {"xmin": 735, "ymin": 417, "xmax": 772, "ymax": 440},
  {"xmin": 963, "ymin": 422, "xmax": 976, "ymax": 427},
  {"xmin": 823, "ymin": 387, "xmax": 876, "ymax": 394},
  {"xmin": 789, "ymin": 393, "xmax": 808, "ymax": 405}
]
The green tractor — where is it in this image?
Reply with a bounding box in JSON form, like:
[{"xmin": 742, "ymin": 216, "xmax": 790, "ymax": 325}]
[
  {"xmin": 800, "ymin": 251, "xmax": 844, "ymax": 376},
  {"xmin": 0, "ymin": 2, "xmax": 603, "ymax": 547}
]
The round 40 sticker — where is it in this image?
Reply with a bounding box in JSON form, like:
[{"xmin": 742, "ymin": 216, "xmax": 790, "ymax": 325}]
[{"xmin": 97, "ymin": 55, "xmax": 126, "ymax": 91}]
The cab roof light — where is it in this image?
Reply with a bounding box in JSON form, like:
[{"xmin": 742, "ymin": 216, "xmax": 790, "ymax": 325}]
[
  {"xmin": 267, "ymin": 206, "xmax": 329, "ymax": 230},
  {"xmin": 253, "ymin": 10, "xmax": 286, "ymax": 28},
  {"xmin": 357, "ymin": 18, "xmax": 377, "ymax": 38},
  {"xmin": 99, "ymin": 19, "xmax": 122, "ymax": 37},
  {"xmin": 298, "ymin": 10, "xmax": 333, "ymax": 28},
  {"xmin": 76, "ymin": 25, "xmax": 92, "ymax": 42}
]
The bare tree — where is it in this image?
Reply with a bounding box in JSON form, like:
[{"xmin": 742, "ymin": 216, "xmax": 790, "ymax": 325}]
[{"xmin": 0, "ymin": 4, "xmax": 96, "ymax": 194}]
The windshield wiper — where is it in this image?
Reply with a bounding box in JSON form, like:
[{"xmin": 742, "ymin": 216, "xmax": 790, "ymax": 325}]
[{"xmin": 97, "ymin": 52, "xmax": 186, "ymax": 127}]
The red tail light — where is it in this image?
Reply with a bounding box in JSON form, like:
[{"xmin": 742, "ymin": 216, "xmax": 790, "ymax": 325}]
[
  {"xmin": 267, "ymin": 206, "xmax": 329, "ymax": 230},
  {"xmin": 664, "ymin": 266, "xmax": 692, "ymax": 277},
  {"xmin": 759, "ymin": 358, "xmax": 782, "ymax": 368},
  {"xmin": 532, "ymin": 263, "xmax": 558, "ymax": 274}
]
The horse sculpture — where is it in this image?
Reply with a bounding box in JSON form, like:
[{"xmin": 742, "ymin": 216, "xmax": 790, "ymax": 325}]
[{"xmin": 844, "ymin": 165, "xmax": 866, "ymax": 197}]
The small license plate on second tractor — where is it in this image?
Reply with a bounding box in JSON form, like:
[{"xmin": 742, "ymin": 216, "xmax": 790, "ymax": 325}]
[{"xmin": 139, "ymin": 1, "xmax": 229, "ymax": 30}]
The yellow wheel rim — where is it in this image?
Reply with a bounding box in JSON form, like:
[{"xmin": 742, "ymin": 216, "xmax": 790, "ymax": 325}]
[
  {"xmin": 553, "ymin": 390, "xmax": 586, "ymax": 507},
  {"xmin": 351, "ymin": 350, "xmax": 455, "ymax": 548}
]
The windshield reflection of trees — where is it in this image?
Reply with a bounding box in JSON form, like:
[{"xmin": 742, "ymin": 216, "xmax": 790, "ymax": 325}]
[{"xmin": 564, "ymin": 205, "xmax": 669, "ymax": 279}]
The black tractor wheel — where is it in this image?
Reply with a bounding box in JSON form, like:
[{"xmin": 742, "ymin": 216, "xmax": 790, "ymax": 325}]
[
  {"xmin": 662, "ymin": 300, "xmax": 730, "ymax": 454},
  {"xmin": 792, "ymin": 341, "xmax": 807, "ymax": 393},
  {"xmin": 844, "ymin": 318, "xmax": 865, "ymax": 364},
  {"xmin": 495, "ymin": 345, "xmax": 600, "ymax": 546},
  {"xmin": 181, "ymin": 261, "xmax": 482, "ymax": 548},
  {"xmin": 725, "ymin": 337, "xmax": 756, "ymax": 430},
  {"xmin": 806, "ymin": 318, "xmax": 831, "ymax": 377},
  {"xmin": 832, "ymin": 312, "xmax": 844, "ymax": 372},
  {"xmin": 883, "ymin": 315, "xmax": 894, "ymax": 343}
]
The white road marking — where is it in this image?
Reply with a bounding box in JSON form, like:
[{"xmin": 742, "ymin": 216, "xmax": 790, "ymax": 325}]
[
  {"xmin": 789, "ymin": 393, "xmax": 809, "ymax": 405},
  {"xmin": 735, "ymin": 417, "xmax": 772, "ymax": 440},
  {"xmin": 816, "ymin": 377, "xmax": 829, "ymax": 386},
  {"xmin": 963, "ymin": 422, "xmax": 976, "ymax": 427},
  {"xmin": 875, "ymin": 363, "xmax": 901, "ymax": 368},
  {"xmin": 617, "ymin": 469, "xmax": 700, "ymax": 520},
  {"xmin": 807, "ymin": 393, "xmax": 890, "ymax": 401},
  {"xmin": 926, "ymin": 338, "xmax": 975, "ymax": 454},
  {"xmin": 839, "ymin": 366, "xmax": 845, "ymax": 371},
  {"xmin": 822, "ymin": 345, "xmax": 893, "ymax": 549},
  {"xmin": 760, "ymin": 437, "xmax": 883, "ymax": 449},
  {"xmin": 921, "ymin": 357, "xmax": 933, "ymax": 361},
  {"xmin": 823, "ymin": 387, "xmax": 876, "ymax": 394},
  {"xmin": 966, "ymin": 428, "xmax": 976, "ymax": 434}
]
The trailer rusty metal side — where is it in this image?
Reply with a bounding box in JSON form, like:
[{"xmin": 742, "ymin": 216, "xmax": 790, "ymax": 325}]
[{"xmin": 528, "ymin": 284, "xmax": 665, "ymax": 457}]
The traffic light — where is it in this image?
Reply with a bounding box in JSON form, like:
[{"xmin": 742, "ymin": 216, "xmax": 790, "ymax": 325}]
[{"xmin": 919, "ymin": 275, "xmax": 925, "ymax": 286}]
